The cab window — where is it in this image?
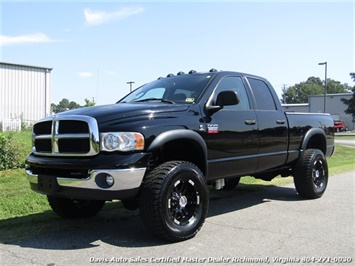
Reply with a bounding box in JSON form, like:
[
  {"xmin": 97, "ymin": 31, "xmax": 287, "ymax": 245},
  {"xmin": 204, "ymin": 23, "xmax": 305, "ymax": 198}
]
[
  {"xmin": 247, "ymin": 78, "xmax": 277, "ymax": 110},
  {"xmin": 212, "ymin": 76, "xmax": 250, "ymax": 110}
]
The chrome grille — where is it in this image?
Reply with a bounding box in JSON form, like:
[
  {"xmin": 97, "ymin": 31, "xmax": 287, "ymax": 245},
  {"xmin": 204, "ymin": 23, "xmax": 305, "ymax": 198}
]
[{"xmin": 32, "ymin": 115, "xmax": 100, "ymax": 156}]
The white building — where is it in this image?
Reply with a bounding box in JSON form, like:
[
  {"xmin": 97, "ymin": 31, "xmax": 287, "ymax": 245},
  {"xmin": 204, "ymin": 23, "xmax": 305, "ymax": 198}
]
[{"xmin": 0, "ymin": 62, "xmax": 52, "ymax": 124}]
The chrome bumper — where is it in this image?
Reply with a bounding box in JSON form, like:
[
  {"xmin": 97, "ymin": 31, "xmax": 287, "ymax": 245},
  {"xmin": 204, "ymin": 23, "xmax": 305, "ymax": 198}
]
[{"xmin": 26, "ymin": 168, "xmax": 146, "ymax": 191}]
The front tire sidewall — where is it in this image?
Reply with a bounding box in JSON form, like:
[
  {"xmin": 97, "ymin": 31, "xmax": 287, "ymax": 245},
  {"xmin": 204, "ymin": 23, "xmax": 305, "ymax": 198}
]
[
  {"xmin": 140, "ymin": 161, "xmax": 209, "ymax": 242},
  {"xmin": 161, "ymin": 166, "xmax": 207, "ymax": 238}
]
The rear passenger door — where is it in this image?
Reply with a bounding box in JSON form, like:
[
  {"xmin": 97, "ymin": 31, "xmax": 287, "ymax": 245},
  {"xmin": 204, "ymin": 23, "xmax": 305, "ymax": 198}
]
[{"xmin": 246, "ymin": 77, "xmax": 288, "ymax": 172}]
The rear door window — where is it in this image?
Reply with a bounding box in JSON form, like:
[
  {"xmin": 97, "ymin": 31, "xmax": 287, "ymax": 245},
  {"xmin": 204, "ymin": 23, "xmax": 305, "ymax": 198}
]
[{"xmin": 247, "ymin": 78, "xmax": 277, "ymax": 110}]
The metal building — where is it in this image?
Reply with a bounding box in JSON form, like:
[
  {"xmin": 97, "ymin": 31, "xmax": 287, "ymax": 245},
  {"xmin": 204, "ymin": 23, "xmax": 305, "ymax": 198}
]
[
  {"xmin": 282, "ymin": 103, "xmax": 309, "ymax": 113},
  {"xmin": 309, "ymin": 93, "xmax": 353, "ymax": 130},
  {"xmin": 0, "ymin": 62, "xmax": 52, "ymax": 124},
  {"xmin": 282, "ymin": 93, "xmax": 354, "ymax": 130}
]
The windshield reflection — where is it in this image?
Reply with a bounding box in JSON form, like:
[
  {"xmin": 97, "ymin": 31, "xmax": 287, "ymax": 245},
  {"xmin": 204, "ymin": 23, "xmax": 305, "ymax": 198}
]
[{"xmin": 118, "ymin": 73, "xmax": 214, "ymax": 104}]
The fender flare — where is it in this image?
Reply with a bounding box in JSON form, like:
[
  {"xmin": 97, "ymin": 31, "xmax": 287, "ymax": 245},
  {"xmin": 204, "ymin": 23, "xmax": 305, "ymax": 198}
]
[
  {"xmin": 147, "ymin": 129, "xmax": 208, "ymax": 175},
  {"xmin": 300, "ymin": 128, "xmax": 327, "ymax": 153}
]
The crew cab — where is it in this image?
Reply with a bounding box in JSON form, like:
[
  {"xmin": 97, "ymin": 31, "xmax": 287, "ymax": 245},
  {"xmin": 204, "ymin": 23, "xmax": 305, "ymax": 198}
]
[{"xmin": 26, "ymin": 69, "xmax": 335, "ymax": 242}]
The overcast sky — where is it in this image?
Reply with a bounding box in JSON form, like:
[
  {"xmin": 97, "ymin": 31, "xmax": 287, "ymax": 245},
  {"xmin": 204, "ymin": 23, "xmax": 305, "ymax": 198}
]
[{"xmin": 1, "ymin": 0, "xmax": 354, "ymax": 106}]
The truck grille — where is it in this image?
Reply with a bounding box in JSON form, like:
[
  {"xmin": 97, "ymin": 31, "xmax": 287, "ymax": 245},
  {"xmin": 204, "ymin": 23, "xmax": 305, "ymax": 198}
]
[{"xmin": 32, "ymin": 115, "xmax": 100, "ymax": 156}]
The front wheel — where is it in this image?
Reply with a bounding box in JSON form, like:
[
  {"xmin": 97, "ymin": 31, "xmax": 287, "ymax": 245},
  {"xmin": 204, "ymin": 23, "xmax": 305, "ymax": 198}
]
[
  {"xmin": 293, "ymin": 149, "xmax": 328, "ymax": 199},
  {"xmin": 47, "ymin": 196, "xmax": 105, "ymax": 218},
  {"xmin": 140, "ymin": 161, "xmax": 209, "ymax": 242}
]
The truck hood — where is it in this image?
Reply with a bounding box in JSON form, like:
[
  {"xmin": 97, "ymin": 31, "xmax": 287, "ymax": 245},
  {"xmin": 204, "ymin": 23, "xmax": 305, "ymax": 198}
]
[{"xmin": 54, "ymin": 103, "xmax": 190, "ymax": 124}]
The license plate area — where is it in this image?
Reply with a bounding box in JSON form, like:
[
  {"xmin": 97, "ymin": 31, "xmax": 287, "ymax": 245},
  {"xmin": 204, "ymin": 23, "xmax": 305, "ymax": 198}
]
[{"xmin": 38, "ymin": 175, "xmax": 60, "ymax": 193}]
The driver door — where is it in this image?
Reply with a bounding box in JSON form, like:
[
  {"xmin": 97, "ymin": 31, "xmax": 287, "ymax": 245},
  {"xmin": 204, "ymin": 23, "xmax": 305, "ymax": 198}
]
[{"xmin": 205, "ymin": 76, "xmax": 258, "ymax": 179}]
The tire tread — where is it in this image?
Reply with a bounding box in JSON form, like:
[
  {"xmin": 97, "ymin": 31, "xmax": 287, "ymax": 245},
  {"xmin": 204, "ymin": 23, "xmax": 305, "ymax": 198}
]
[
  {"xmin": 140, "ymin": 161, "xmax": 208, "ymax": 242},
  {"xmin": 293, "ymin": 149, "xmax": 328, "ymax": 199}
]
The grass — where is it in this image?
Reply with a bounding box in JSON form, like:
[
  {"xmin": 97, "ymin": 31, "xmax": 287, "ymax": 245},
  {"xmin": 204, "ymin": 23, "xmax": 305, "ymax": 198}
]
[
  {"xmin": 0, "ymin": 140, "xmax": 354, "ymax": 243},
  {"xmin": 0, "ymin": 169, "xmax": 123, "ymax": 243},
  {"xmin": 334, "ymin": 135, "xmax": 355, "ymax": 138},
  {"xmin": 0, "ymin": 169, "xmax": 48, "ymax": 218},
  {"xmin": 327, "ymin": 144, "xmax": 355, "ymax": 174},
  {"xmin": 1, "ymin": 130, "xmax": 32, "ymax": 169},
  {"xmin": 4, "ymin": 130, "xmax": 32, "ymax": 152}
]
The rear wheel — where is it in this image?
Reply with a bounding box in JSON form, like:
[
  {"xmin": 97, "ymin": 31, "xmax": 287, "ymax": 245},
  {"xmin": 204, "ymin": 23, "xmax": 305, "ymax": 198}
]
[
  {"xmin": 140, "ymin": 161, "xmax": 209, "ymax": 242},
  {"xmin": 293, "ymin": 149, "xmax": 328, "ymax": 199},
  {"xmin": 47, "ymin": 196, "xmax": 105, "ymax": 218}
]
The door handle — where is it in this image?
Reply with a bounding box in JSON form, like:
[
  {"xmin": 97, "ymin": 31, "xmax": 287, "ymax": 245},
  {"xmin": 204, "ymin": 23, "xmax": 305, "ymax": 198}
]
[
  {"xmin": 245, "ymin": 119, "xmax": 256, "ymax": 125},
  {"xmin": 276, "ymin": 119, "xmax": 286, "ymax": 124}
]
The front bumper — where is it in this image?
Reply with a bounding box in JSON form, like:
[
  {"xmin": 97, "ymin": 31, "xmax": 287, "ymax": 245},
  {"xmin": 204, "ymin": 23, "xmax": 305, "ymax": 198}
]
[
  {"xmin": 25, "ymin": 152, "xmax": 150, "ymax": 200},
  {"xmin": 27, "ymin": 166, "xmax": 145, "ymax": 189}
]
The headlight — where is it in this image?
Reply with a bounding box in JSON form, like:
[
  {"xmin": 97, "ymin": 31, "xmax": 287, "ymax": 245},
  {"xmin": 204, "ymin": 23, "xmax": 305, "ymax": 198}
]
[{"xmin": 100, "ymin": 132, "xmax": 144, "ymax": 152}]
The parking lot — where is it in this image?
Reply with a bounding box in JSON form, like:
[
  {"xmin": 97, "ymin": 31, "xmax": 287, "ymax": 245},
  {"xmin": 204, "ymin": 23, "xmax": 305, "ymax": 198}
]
[{"xmin": 1, "ymin": 170, "xmax": 353, "ymax": 265}]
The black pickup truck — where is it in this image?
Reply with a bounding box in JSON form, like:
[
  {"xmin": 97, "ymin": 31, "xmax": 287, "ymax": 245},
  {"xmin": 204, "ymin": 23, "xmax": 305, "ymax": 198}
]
[{"xmin": 26, "ymin": 69, "xmax": 335, "ymax": 242}]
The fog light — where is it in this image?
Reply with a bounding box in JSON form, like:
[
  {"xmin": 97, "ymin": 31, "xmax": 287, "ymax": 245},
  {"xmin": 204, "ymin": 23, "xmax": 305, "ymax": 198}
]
[{"xmin": 106, "ymin": 175, "xmax": 114, "ymax": 187}]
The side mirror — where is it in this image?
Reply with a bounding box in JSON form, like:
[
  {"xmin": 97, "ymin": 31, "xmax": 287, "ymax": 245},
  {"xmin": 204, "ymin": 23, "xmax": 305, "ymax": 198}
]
[
  {"xmin": 216, "ymin": 90, "xmax": 240, "ymax": 107},
  {"xmin": 205, "ymin": 90, "xmax": 240, "ymax": 116}
]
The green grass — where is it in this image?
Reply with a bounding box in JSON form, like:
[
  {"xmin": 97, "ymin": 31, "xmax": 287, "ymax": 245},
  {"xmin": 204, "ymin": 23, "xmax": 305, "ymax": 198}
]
[
  {"xmin": 0, "ymin": 143, "xmax": 354, "ymax": 243},
  {"xmin": 0, "ymin": 169, "xmax": 48, "ymax": 218},
  {"xmin": 4, "ymin": 130, "xmax": 32, "ymax": 152},
  {"xmin": 1, "ymin": 130, "xmax": 32, "ymax": 169},
  {"xmin": 327, "ymin": 144, "xmax": 355, "ymax": 174},
  {"xmin": 0, "ymin": 169, "xmax": 123, "ymax": 243},
  {"xmin": 335, "ymin": 135, "xmax": 355, "ymax": 139}
]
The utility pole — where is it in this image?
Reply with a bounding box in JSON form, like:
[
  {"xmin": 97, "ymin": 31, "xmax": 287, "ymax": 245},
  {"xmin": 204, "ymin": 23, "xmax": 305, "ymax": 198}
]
[
  {"xmin": 318, "ymin": 62, "xmax": 327, "ymax": 113},
  {"xmin": 127, "ymin": 81, "xmax": 135, "ymax": 92}
]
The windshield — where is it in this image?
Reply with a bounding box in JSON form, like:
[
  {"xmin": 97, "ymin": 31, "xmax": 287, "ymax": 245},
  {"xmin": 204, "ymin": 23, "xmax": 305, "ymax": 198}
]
[{"xmin": 118, "ymin": 73, "xmax": 214, "ymax": 104}]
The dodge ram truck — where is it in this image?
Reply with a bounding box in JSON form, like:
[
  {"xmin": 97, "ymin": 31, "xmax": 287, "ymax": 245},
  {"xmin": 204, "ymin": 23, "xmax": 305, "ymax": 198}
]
[{"xmin": 26, "ymin": 69, "xmax": 335, "ymax": 242}]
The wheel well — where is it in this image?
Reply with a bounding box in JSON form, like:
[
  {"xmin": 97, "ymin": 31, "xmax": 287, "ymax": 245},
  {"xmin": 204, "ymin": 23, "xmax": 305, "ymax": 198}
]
[
  {"xmin": 157, "ymin": 139, "xmax": 207, "ymax": 176},
  {"xmin": 305, "ymin": 134, "xmax": 326, "ymax": 155}
]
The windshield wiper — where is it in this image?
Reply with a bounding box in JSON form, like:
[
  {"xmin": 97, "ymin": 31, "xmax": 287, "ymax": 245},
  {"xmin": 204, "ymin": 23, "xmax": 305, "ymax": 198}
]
[{"xmin": 134, "ymin": 98, "xmax": 175, "ymax": 104}]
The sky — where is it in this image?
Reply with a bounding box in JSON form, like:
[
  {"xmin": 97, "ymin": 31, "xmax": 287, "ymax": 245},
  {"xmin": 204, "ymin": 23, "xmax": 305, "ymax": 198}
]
[{"xmin": 0, "ymin": 0, "xmax": 354, "ymax": 106}]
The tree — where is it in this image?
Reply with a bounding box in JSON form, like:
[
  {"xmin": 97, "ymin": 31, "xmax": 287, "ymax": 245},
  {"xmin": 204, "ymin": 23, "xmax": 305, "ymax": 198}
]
[
  {"xmin": 83, "ymin": 98, "xmax": 95, "ymax": 107},
  {"xmin": 281, "ymin": 77, "xmax": 351, "ymax": 104},
  {"xmin": 341, "ymin": 73, "xmax": 355, "ymax": 119},
  {"xmin": 68, "ymin": 101, "xmax": 81, "ymax": 110},
  {"xmin": 51, "ymin": 98, "xmax": 83, "ymax": 113},
  {"xmin": 50, "ymin": 103, "xmax": 58, "ymax": 114},
  {"xmin": 58, "ymin": 98, "xmax": 70, "ymax": 111}
]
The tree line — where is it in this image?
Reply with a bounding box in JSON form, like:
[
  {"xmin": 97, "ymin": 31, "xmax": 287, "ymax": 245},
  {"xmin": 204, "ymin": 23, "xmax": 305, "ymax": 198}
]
[
  {"xmin": 282, "ymin": 73, "xmax": 355, "ymax": 119},
  {"xmin": 51, "ymin": 98, "xmax": 95, "ymax": 114},
  {"xmin": 281, "ymin": 76, "xmax": 351, "ymax": 104},
  {"xmin": 341, "ymin": 73, "xmax": 355, "ymax": 119}
]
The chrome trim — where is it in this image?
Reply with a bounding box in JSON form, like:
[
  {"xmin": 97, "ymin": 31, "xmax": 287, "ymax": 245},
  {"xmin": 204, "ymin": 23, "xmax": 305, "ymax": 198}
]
[
  {"xmin": 26, "ymin": 168, "xmax": 146, "ymax": 191},
  {"xmin": 32, "ymin": 115, "xmax": 100, "ymax": 156},
  {"xmin": 26, "ymin": 170, "xmax": 38, "ymax": 184}
]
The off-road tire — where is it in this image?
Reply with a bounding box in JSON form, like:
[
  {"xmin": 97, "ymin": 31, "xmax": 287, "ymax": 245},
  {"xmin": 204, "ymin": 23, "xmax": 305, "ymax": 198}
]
[
  {"xmin": 47, "ymin": 196, "xmax": 105, "ymax": 218},
  {"xmin": 293, "ymin": 149, "xmax": 328, "ymax": 199},
  {"xmin": 139, "ymin": 161, "xmax": 209, "ymax": 242}
]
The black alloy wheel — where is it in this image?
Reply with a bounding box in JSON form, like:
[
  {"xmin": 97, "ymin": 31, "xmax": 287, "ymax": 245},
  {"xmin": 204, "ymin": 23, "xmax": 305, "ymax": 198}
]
[
  {"xmin": 293, "ymin": 149, "xmax": 328, "ymax": 199},
  {"xmin": 140, "ymin": 161, "xmax": 209, "ymax": 242}
]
